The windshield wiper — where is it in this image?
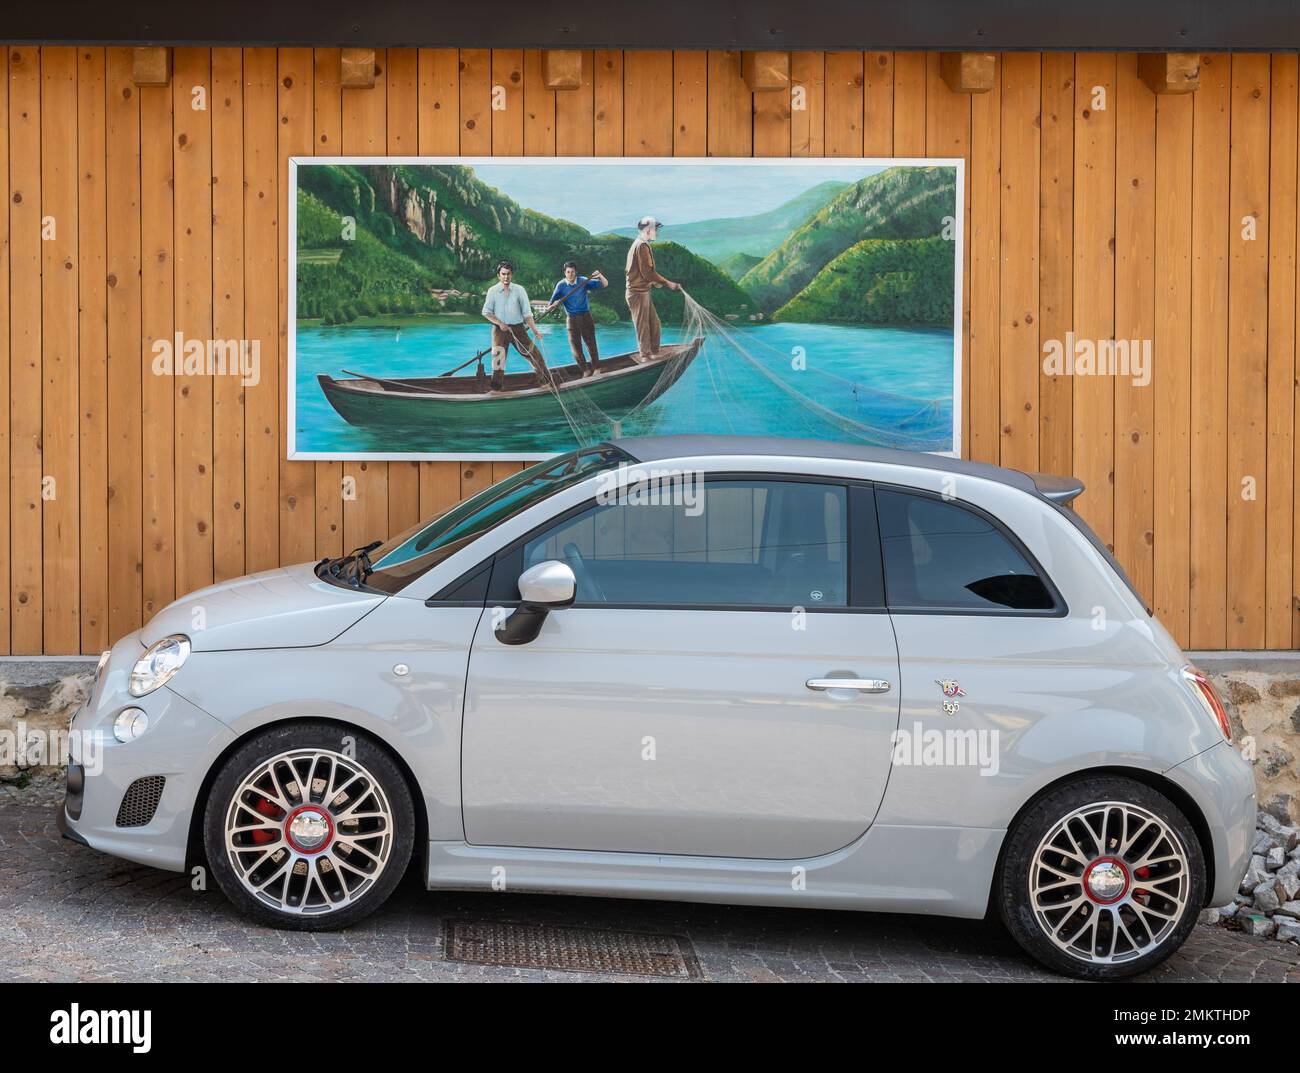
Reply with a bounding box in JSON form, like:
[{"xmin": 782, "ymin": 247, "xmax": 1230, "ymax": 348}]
[{"xmin": 317, "ymin": 540, "xmax": 383, "ymax": 587}]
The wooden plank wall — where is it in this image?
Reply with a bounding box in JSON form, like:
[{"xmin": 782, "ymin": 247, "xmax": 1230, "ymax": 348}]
[{"xmin": 1, "ymin": 46, "xmax": 1298, "ymax": 653}]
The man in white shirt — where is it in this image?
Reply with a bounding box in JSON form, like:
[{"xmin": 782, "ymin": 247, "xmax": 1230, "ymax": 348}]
[{"xmin": 480, "ymin": 260, "xmax": 551, "ymax": 391}]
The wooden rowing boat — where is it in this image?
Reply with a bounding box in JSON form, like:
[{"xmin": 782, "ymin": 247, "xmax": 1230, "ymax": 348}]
[{"xmin": 316, "ymin": 337, "xmax": 703, "ymax": 430}]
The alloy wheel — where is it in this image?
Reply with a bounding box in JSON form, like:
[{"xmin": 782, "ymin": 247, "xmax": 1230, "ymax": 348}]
[
  {"xmin": 1028, "ymin": 800, "xmax": 1191, "ymax": 966},
  {"xmin": 223, "ymin": 748, "xmax": 396, "ymax": 916}
]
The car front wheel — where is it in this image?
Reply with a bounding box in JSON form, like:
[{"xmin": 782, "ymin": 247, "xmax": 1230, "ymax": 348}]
[
  {"xmin": 203, "ymin": 722, "xmax": 414, "ymax": 930},
  {"xmin": 997, "ymin": 776, "xmax": 1205, "ymax": 979}
]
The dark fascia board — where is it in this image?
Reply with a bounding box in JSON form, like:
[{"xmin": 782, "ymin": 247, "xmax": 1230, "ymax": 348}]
[{"xmin": 9, "ymin": 0, "xmax": 1300, "ymax": 51}]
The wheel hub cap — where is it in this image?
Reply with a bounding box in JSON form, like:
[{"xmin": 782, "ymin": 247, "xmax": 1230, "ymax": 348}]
[
  {"xmin": 1082, "ymin": 857, "xmax": 1129, "ymax": 903},
  {"xmin": 285, "ymin": 806, "xmax": 333, "ymax": 853}
]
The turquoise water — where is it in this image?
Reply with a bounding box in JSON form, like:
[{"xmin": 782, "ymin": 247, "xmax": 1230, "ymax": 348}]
[{"xmin": 294, "ymin": 317, "xmax": 955, "ymax": 455}]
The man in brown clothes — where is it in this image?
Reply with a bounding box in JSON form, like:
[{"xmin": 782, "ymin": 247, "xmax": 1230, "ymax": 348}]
[{"xmin": 624, "ymin": 216, "xmax": 681, "ymax": 362}]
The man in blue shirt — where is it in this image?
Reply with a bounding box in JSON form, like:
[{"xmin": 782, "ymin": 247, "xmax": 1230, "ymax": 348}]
[
  {"xmin": 548, "ymin": 262, "xmax": 608, "ymax": 378},
  {"xmin": 481, "ymin": 260, "xmax": 551, "ymax": 391}
]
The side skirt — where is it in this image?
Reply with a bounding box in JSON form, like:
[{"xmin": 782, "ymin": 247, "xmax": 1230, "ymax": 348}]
[{"xmin": 425, "ymin": 824, "xmax": 1006, "ymax": 920}]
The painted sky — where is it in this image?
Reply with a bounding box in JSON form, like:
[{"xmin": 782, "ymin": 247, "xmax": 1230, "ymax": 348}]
[{"xmin": 470, "ymin": 162, "xmax": 885, "ymax": 234}]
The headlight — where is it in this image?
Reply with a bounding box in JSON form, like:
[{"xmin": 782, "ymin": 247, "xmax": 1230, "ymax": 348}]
[
  {"xmin": 113, "ymin": 707, "xmax": 150, "ymax": 743},
  {"xmin": 129, "ymin": 635, "xmax": 191, "ymax": 697}
]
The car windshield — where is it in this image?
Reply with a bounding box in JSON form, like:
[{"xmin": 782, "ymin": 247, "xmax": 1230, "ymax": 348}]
[{"xmin": 362, "ymin": 444, "xmax": 632, "ymax": 592}]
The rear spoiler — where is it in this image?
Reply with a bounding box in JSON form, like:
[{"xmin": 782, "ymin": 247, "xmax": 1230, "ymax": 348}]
[{"xmin": 1027, "ymin": 472, "xmax": 1084, "ymax": 506}]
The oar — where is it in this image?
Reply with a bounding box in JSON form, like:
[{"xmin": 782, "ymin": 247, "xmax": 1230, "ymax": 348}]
[{"xmin": 340, "ymin": 368, "xmax": 446, "ymax": 394}]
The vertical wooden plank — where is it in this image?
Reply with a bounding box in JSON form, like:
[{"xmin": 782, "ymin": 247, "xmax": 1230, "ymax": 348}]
[
  {"xmin": 676, "ymin": 51, "xmax": 707, "ymax": 154},
  {"xmin": 42, "ymin": 48, "xmax": 79, "ymax": 652},
  {"xmin": 892, "ymin": 51, "xmax": 926, "ymax": 156},
  {"xmin": 491, "ymin": 49, "xmax": 523, "ymax": 156},
  {"xmin": 556, "ymin": 50, "xmax": 593, "ymax": 156},
  {"xmin": 1152, "ymin": 91, "xmax": 1194, "ymax": 645},
  {"xmin": 1039, "ymin": 52, "xmax": 1075, "ymax": 479},
  {"xmin": 863, "ymin": 52, "xmax": 893, "ymax": 156},
  {"xmin": 173, "ymin": 48, "xmax": 214, "ymax": 599},
  {"xmin": 341, "ymin": 49, "xmax": 389, "ymax": 546},
  {"xmin": 243, "ymin": 48, "xmax": 279, "ymax": 574},
  {"xmin": 790, "ymin": 52, "xmax": 824, "ymax": 158},
  {"xmin": 105, "ymin": 48, "xmax": 143, "ymax": 641},
  {"xmin": 385, "ymin": 49, "xmax": 421, "ymax": 538},
  {"xmin": 416, "ymin": 47, "xmax": 462, "ymax": 522},
  {"xmin": 1071, "ymin": 53, "xmax": 1116, "ymax": 547},
  {"xmin": 523, "ymin": 50, "xmax": 555, "ymax": 157},
  {"xmin": 313, "ymin": 48, "xmax": 344, "ymax": 558},
  {"xmin": 594, "ymin": 50, "xmax": 623, "ymax": 157},
  {"xmin": 707, "ymin": 52, "xmax": 752, "ymax": 156},
  {"xmin": 824, "ymin": 52, "xmax": 864, "ymax": 157},
  {"xmin": 9, "ymin": 48, "xmax": 41, "ymax": 651},
  {"xmin": 926, "ymin": 53, "xmax": 969, "ymax": 456},
  {"xmin": 1266, "ymin": 57, "xmax": 1298, "ymax": 647},
  {"xmin": 212, "ymin": 48, "xmax": 245, "ymax": 583},
  {"xmin": 459, "ymin": 49, "xmax": 491, "ymax": 156},
  {"xmin": 1113, "ymin": 53, "xmax": 1156, "ymax": 606},
  {"xmin": 753, "ymin": 56, "xmax": 791, "ymax": 157},
  {"xmin": 998, "ymin": 52, "xmax": 1040, "ymax": 472},
  {"xmin": 77, "ymin": 48, "xmax": 108, "ymax": 652},
  {"xmin": 1226, "ymin": 53, "xmax": 1271, "ymax": 647},
  {"xmin": 278, "ymin": 48, "xmax": 314, "ymax": 565},
  {"xmin": 141, "ymin": 63, "xmax": 175, "ymax": 620},
  {"xmin": 968, "ymin": 55, "xmax": 1001, "ymax": 464},
  {"xmin": 0, "ymin": 50, "xmax": 10, "ymax": 650},
  {"xmin": 624, "ymin": 51, "xmax": 672, "ymax": 155},
  {"xmin": 1189, "ymin": 54, "xmax": 1231, "ymax": 648}
]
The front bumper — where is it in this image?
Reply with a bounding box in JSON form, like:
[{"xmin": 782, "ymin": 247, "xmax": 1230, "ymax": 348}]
[
  {"xmin": 1166, "ymin": 741, "xmax": 1257, "ymax": 907},
  {"xmin": 59, "ymin": 641, "xmax": 237, "ymax": 872}
]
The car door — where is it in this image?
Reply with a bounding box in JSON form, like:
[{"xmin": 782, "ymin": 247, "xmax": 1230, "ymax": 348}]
[{"xmin": 460, "ymin": 476, "xmax": 900, "ymax": 860}]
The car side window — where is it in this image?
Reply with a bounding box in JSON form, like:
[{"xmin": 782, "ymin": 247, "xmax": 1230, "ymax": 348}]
[
  {"xmin": 519, "ymin": 479, "xmax": 849, "ymax": 608},
  {"xmin": 876, "ymin": 488, "xmax": 1057, "ymax": 612}
]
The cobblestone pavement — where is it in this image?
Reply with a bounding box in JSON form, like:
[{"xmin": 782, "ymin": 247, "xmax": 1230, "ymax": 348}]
[{"xmin": 3, "ymin": 800, "xmax": 1299, "ymax": 983}]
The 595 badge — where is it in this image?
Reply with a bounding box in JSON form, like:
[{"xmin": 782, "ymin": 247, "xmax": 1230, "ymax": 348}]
[{"xmin": 935, "ymin": 679, "xmax": 967, "ymax": 715}]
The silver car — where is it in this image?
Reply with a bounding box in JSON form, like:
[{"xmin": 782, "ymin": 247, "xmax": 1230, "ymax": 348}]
[{"xmin": 59, "ymin": 435, "xmax": 1254, "ymax": 979}]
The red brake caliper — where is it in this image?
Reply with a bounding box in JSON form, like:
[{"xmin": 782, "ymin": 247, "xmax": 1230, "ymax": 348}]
[
  {"xmin": 1134, "ymin": 864, "xmax": 1150, "ymax": 899},
  {"xmin": 251, "ymin": 797, "xmax": 279, "ymax": 844}
]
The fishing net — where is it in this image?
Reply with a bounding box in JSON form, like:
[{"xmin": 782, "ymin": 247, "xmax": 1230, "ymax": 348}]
[{"xmin": 513, "ymin": 292, "xmax": 950, "ymax": 453}]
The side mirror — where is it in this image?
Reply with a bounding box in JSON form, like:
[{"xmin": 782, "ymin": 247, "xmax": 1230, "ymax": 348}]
[{"xmin": 495, "ymin": 560, "xmax": 575, "ymax": 645}]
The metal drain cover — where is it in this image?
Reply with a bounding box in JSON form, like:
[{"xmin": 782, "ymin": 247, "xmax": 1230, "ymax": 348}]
[{"xmin": 446, "ymin": 920, "xmax": 700, "ymax": 979}]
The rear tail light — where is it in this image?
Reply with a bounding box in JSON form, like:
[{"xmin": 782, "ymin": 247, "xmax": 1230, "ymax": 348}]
[{"xmin": 1181, "ymin": 665, "xmax": 1232, "ymax": 742}]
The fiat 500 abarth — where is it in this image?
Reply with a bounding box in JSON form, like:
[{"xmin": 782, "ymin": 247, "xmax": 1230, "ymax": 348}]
[{"xmin": 60, "ymin": 435, "xmax": 1254, "ymax": 979}]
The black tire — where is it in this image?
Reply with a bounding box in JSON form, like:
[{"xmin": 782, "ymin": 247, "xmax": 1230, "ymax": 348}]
[
  {"xmin": 996, "ymin": 776, "xmax": 1206, "ymax": 980},
  {"xmin": 203, "ymin": 722, "xmax": 415, "ymax": 931}
]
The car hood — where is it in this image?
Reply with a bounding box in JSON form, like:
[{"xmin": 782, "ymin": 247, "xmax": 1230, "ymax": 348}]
[{"xmin": 141, "ymin": 563, "xmax": 386, "ymax": 652}]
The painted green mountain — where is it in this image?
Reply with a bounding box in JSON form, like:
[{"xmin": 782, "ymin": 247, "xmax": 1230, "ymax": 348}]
[
  {"xmin": 773, "ymin": 236, "xmax": 954, "ymax": 327},
  {"xmin": 295, "ymin": 163, "xmax": 753, "ymax": 326},
  {"xmin": 740, "ymin": 166, "xmax": 956, "ymax": 313},
  {"xmin": 718, "ymin": 250, "xmax": 763, "ymax": 280},
  {"xmin": 608, "ymin": 180, "xmax": 849, "ymax": 264}
]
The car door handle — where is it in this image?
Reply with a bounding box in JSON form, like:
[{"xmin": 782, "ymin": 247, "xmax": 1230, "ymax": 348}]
[{"xmin": 805, "ymin": 678, "xmax": 892, "ymax": 693}]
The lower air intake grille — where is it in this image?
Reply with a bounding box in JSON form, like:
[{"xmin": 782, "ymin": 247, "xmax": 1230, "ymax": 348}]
[{"xmin": 115, "ymin": 776, "xmax": 165, "ymax": 828}]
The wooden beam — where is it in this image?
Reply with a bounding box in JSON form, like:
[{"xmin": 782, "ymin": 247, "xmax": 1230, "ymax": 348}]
[
  {"xmin": 940, "ymin": 51, "xmax": 995, "ymax": 93},
  {"xmin": 1137, "ymin": 52, "xmax": 1200, "ymax": 94},
  {"xmin": 543, "ymin": 49, "xmax": 582, "ymax": 90},
  {"xmin": 340, "ymin": 47, "xmax": 377, "ymax": 89},
  {"xmin": 741, "ymin": 51, "xmax": 789, "ymax": 92},
  {"xmin": 131, "ymin": 47, "xmax": 170, "ymax": 87}
]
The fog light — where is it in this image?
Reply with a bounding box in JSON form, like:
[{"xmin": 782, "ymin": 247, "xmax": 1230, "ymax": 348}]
[{"xmin": 113, "ymin": 708, "xmax": 149, "ymax": 744}]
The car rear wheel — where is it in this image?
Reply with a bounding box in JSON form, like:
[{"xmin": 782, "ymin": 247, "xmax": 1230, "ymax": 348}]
[
  {"xmin": 203, "ymin": 722, "xmax": 414, "ymax": 930},
  {"xmin": 997, "ymin": 776, "xmax": 1205, "ymax": 979}
]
